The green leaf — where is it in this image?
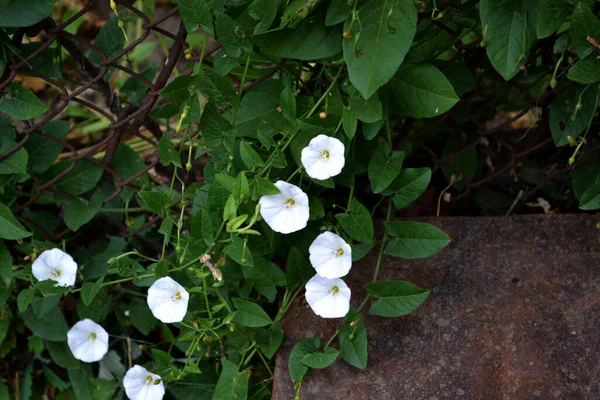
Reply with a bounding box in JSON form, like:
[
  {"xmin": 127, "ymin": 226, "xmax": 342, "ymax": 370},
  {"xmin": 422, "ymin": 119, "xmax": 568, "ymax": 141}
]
[
  {"xmin": 570, "ymin": 2, "xmax": 600, "ymax": 52},
  {"xmin": 179, "ymin": 0, "xmax": 213, "ymax": 34},
  {"xmin": 223, "ymin": 195, "xmax": 237, "ymax": 222},
  {"xmin": 0, "ymin": 83, "xmax": 48, "ymax": 120},
  {"xmin": 288, "ymin": 335, "xmax": 319, "ymax": 382},
  {"xmin": 384, "ymin": 221, "xmax": 451, "ymax": 259},
  {"xmin": 0, "ymin": 0, "xmax": 56, "ymax": 28},
  {"xmin": 213, "ymin": 358, "xmax": 249, "ymax": 400},
  {"xmin": 364, "ymin": 280, "xmax": 430, "ymax": 317},
  {"xmin": 300, "ymin": 347, "xmax": 340, "ymax": 369},
  {"xmin": 195, "ymin": 66, "xmax": 239, "ymax": 108},
  {"xmin": 326, "ymin": 0, "xmax": 351, "ymax": 26},
  {"xmin": 342, "ymin": 106, "xmax": 357, "ymax": 139},
  {"xmin": 254, "ymin": 177, "xmax": 280, "ymax": 196},
  {"xmin": 286, "ymin": 247, "xmax": 314, "ymax": 289},
  {"xmin": 440, "ymin": 139, "xmax": 478, "ymax": 190},
  {"xmin": 160, "ymin": 76, "xmax": 194, "ymax": 103},
  {"xmin": 250, "ymin": 0, "xmax": 278, "ymax": 34},
  {"xmin": 335, "ymin": 199, "xmax": 374, "ymax": 243},
  {"xmin": 89, "ymin": 16, "xmax": 124, "ymax": 65},
  {"xmin": 254, "ymin": 15, "xmax": 342, "ymax": 60},
  {"xmin": 390, "ymin": 168, "xmax": 432, "ymax": 209},
  {"xmin": 152, "ymin": 348, "xmax": 174, "ymax": 366},
  {"xmin": 257, "ymin": 322, "xmax": 284, "ymax": 359},
  {"xmin": 567, "ymin": 56, "xmax": 600, "ymax": 84},
  {"xmin": 20, "ymin": 306, "xmax": 68, "ymax": 341},
  {"xmin": 388, "ymin": 65, "xmax": 459, "ymax": 118},
  {"xmin": 0, "ymin": 144, "xmax": 27, "ymax": 175},
  {"xmin": 0, "ymin": 201, "xmax": 31, "ymax": 240},
  {"xmin": 579, "ymin": 177, "xmax": 600, "ymax": 210},
  {"xmin": 550, "ymin": 85, "xmax": 599, "ymax": 146},
  {"xmin": 232, "ymin": 172, "xmax": 249, "ymax": 203},
  {"xmin": 348, "ymin": 94, "xmax": 382, "ymax": 123},
  {"xmin": 17, "ymin": 289, "xmax": 35, "ymax": 312},
  {"xmin": 139, "ymin": 191, "xmax": 170, "ymax": 216},
  {"xmin": 343, "ymin": 0, "xmax": 417, "ymax": 99},
  {"xmin": 232, "ymin": 298, "xmax": 272, "ymax": 327},
  {"xmin": 158, "ymin": 135, "xmax": 182, "ymax": 167},
  {"xmin": 368, "ymin": 143, "xmax": 404, "ymax": 193},
  {"xmin": 64, "ymin": 195, "xmax": 102, "ymax": 232},
  {"xmin": 25, "ymin": 120, "xmax": 68, "ymax": 173},
  {"xmin": 339, "ymin": 310, "xmax": 367, "ymax": 369},
  {"xmin": 362, "ymin": 119, "xmax": 384, "ymax": 140},
  {"xmin": 480, "ymin": 0, "xmax": 535, "ymax": 80},
  {"xmin": 20, "ymin": 360, "xmax": 33, "ymax": 400},
  {"xmin": 54, "ymin": 160, "xmax": 103, "ymax": 196},
  {"xmin": 81, "ymin": 277, "xmax": 104, "ymax": 306},
  {"xmin": 239, "ymin": 141, "xmax": 265, "ymax": 170},
  {"xmin": 216, "ymin": 13, "xmax": 252, "ymax": 57},
  {"xmin": 47, "ymin": 341, "xmax": 79, "ymax": 369},
  {"xmin": 68, "ymin": 368, "xmax": 93, "ymax": 400},
  {"xmin": 154, "ymin": 260, "xmax": 170, "ymax": 279},
  {"xmin": 536, "ymin": 0, "xmax": 569, "ymax": 38},
  {"xmin": 215, "ymin": 174, "xmax": 236, "ymax": 192},
  {"xmin": 129, "ymin": 299, "xmax": 156, "ymax": 335}
]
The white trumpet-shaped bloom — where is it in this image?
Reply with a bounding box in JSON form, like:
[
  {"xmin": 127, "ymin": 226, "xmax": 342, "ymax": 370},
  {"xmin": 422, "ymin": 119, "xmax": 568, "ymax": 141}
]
[
  {"xmin": 259, "ymin": 181, "xmax": 309, "ymax": 234},
  {"xmin": 67, "ymin": 319, "xmax": 109, "ymax": 362},
  {"xmin": 123, "ymin": 365, "xmax": 165, "ymax": 400},
  {"xmin": 305, "ymin": 275, "xmax": 351, "ymax": 318},
  {"xmin": 309, "ymin": 232, "xmax": 352, "ymax": 279},
  {"xmin": 301, "ymin": 134, "xmax": 345, "ymax": 180},
  {"xmin": 32, "ymin": 248, "xmax": 77, "ymax": 287},
  {"xmin": 147, "ymin": 277, "xmax": 189, "ymax": 323}
]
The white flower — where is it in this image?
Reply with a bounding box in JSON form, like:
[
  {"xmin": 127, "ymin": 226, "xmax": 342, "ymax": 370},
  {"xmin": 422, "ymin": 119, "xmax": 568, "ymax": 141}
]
[
  {"xmin": 67, "ymin": 319, "xmax": 109, "ymax": 362},
  {"xmin": 305, "ymin": 275, "xmax": 351, "ymax": 318},
  {"xmin": 147, "ymin": 277, "xmax": 189, "ymax": 323},
  {"xmin": 258, "ymin": 181, "xmax": 309, "ymax": 234},
  {"xmin": 309, "ymin": 232, "xmax": 352, "ymax": 279},
  {"xmin": 123, "ymin": 365, "xmax": 165, "ymax": 400},
  {"xmin": 31, "ymin": 248, "xmax": 77, "ymax": 287},
  {"xmin": 301, "ymin": 134, "xmax": 345, "ymax": 180}
]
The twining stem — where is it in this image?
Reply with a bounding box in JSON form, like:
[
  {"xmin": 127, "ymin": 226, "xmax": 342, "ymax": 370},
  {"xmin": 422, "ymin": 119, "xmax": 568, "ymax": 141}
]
[{"xmin": 231, "ymin": 52, "xmax": 253, "ymax": 126}]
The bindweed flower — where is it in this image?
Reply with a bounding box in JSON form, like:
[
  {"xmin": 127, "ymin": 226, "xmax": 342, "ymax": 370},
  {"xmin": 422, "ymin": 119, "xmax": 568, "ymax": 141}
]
[
  {"xmin": 301, "ymin": 134, "xmax": 345, "ymax": 180},
  {"xmin": 147, "ymin": 277, "xmax": 189, "ymax": 323},
  {"xmin": 67, "ymin": 319, "xmax": 109, "ymax": 362},
  {"xmin": 32, "ymin": 248, "xmax": 77, "ymax": 287},
  {"xmin": 259, "ymin": 181, "xmax": 309, "ymax": 234},
  {"xmin": 309, "ymin": 232, "xmax": 352, "ymax": 279},
  {"xmin": 200, "ymin": 254, "xmax": 222, "ymax": 281},
  {"xmin": 123, "ymin": 365, "xmax": 165, "ymax": 400},
  {"xmin": 305, "ymin": 274, "xmax": 351, "ymax": 318}
]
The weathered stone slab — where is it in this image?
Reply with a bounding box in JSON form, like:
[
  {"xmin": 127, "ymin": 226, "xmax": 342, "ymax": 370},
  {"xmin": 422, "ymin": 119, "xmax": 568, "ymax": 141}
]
[{"xmin": 273, "ymin": 215, "xmax": 600, "ymax": 400}]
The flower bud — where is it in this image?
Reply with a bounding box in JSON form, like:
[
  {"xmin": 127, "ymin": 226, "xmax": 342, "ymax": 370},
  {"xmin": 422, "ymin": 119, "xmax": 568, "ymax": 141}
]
[
  {"xmin": 203, "ymin": 335, "xmax": 213, "ymax": 343},
  {"xmin": 319, "ymin": 111, "xmax": 327, "ymax": 119},
  {"xmin": 567, "ymin": 136, "xmax": 577, "ymax": 146},
  {"xmin": 343, "ymin": 31, "xmax": 352, "ymax": 39}
]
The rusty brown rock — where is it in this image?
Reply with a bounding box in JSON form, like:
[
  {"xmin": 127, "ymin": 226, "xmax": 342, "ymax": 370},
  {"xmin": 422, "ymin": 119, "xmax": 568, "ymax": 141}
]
[{"xmin": 273, "ymin": 215, "xmax": 600, "ymax": 400}]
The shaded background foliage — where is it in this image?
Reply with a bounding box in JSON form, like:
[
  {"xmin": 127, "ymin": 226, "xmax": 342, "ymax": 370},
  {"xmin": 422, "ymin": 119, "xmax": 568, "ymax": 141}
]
[{"xmin": 0, "ymin": 0, "xmax": 599, "ymax": 398}]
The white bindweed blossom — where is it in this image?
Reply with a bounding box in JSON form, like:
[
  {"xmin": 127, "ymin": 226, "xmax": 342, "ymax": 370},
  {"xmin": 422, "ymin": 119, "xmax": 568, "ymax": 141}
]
[
  {"xmin": 259, "ymin": 181, "xmax": 309, "ymax": 234},
  {"xmin": 32, "ymin": 248, "xmax": 77, "ymax": 287},
  {"xmin": 309, "ymin": 232, "xmax": 352, "ymax": 279},
  {"xmin": 67, "ymin": 319, "xmax": 109, "ymax": 362},
  {"xmin": 301, "ymin": 134, "xmax": 345, "ymax": 180},
  {"xmin": 305, "ymin": 274, "xmax": 351, "ymax": 318},
  {"xmin": 147, "ymin": 276, "xmax": 189, "ymax": 323},
  {"xmin": 123, "ymin": 365, "xmax": 165, "ymax": 400}
]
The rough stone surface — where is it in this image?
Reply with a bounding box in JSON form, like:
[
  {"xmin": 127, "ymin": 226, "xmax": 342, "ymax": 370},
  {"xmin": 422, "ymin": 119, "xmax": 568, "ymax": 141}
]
[{"xmin": 273, "ymin": 215, "xmax": 600, "ymax": 400}]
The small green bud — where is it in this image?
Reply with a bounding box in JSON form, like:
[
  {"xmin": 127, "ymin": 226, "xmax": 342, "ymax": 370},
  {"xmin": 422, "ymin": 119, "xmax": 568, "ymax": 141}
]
[
  {"xmin": 348, "ymin": 333, "xmax": 355, "ymax": 341},
  {"xmin": 186, "ymin": 162, "xmax": 192, "ymax": 171}
]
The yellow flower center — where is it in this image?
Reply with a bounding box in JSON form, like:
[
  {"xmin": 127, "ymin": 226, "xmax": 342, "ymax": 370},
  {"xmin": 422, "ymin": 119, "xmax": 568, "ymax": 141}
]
[
  {"xmin": 51, "ymin": 269, "xmax": 61, "ymax": 277},
  {"xmin": 320, "ymin": 149, "xmax": 330, "ymax": 159},
  {"xmin": 330, "ymin": 285, "xmax": 340, "ymax": 294},
  {"xmin": 89, "ymin": 332, "xmax": 97, "ymax": 340},
  {"xmin": 284, "ymin": 198, "xmax": 295, "ymax": 208},
  {"xmin": 145, "ymin": 375, "xmax": 154, "ymax": 384},
  {"xmin": 337, "ymin": 248, "xmax": 344, "ymax": 256},
  {"xmin": 172, "ymin": 291, "xmax": 182, "ymax": 301}
]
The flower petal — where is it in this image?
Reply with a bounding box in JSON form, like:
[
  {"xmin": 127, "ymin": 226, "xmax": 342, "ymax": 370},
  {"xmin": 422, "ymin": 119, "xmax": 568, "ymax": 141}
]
[{"xmin": 147, "ymin": 277, "xmax": 189, "ymax": 323}]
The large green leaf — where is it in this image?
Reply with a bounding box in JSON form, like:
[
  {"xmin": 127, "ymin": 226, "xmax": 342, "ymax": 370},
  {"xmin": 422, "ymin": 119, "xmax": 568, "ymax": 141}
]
[
  {"xmin": 0, "ymin": 140, "xmax": 28, "ymax": 175},
  {"xmin": 54, "ymin": 160, "xmax": 103, "ymax": 196},
  {"xmin": 288, "ymin": 335, "xmax": 320, "ymax": 382},
  {"xmin": 388, "ymin": 168, "xmax": 432, "ymax": 209},
  {"xmin": 89, "ymin": 17, "xmax": 124, "ymax": 65},
  {"xmin": 579, "ymin": 176, "xmax": 600, "ymax": 210},
  {"xmin": 570, "ymin": 2, "xmax": 600, "ymax": 53},
  {"xmin": 25, "ymin": 121, "xmax": 68, "ymax": 173},
  {"xmin": 339, "ymin": 310, "xmax": 367, "ymax": 369},
  {"xmin": 0, "ymin": 83, "xmax": 48, "ymax": 120},
  {"xmin": 335, "ymin": 199, "xmax": 374, "ymax": 243},
  {"xmin": 480, "ymin": 0, "xmax": 535, "ymax": 80},
  {"xmin": 388, "ymin": 64, "xmax": 459, "ymax": 118},
  {"xmin": 384, "ymin": 221, "xmax": 451, "ymax": 259},
  {"xmin": 300, "ymin": 347, "xmax": 340, "ymax": 369},
  {"xmin": 567, "ymin": 56, "xmax": 600, "ymax": 84},
  {"xmin": 536, "ymin": 0, "xmax": 569, "ymax": 39},
  {"xmin": 343, "ymin": 0, "xmax": 417, "ymax": 99},
  {"xmin": 0, "ymin": 201, "xmax": 31, "ymax": 240},
  {"xmin": 195, "ymin": 66, "xmax": 239, "ymax": 108},
  {"xmin": 179, "ymin": 0, "xmax": 213, "ymax": 34},
  {"xmin": 286, "ymin": 247, "xmax": 313, "ymax": 289},
  {"xmin": 257, "ymin": 322, "xmax": 284, "ymax": 359},
  {"xmin": 549, "ymin": 84, "xmax": 599, "ymax": 146},
  {"xmin": 368, "ymin": 143, "xmax": 404, "ymax": 193},
  {"xmin": 20, "ymin": 306, "xmax": 68, "ymax": 341},
  {"xmin": 232, "ymin": 298, "xmax": 272, "ymax": 327},
  {"xmin": 213, "ymin": 358, "xmax": 249, "ymax": 400},
  {"xmin": 0, "ymin": 0, "xmax": 56, "ymax": 27},
  {"xmin": 253, "ymin": 15, "xmax": 342, "ymax": 60},
  {"xmin": 364, "ymin": 280, "xmax": 430, "ymax": 317},
  {"xmin": 64, "ymin": 194, "xmax": 102, "ymax": 232}
]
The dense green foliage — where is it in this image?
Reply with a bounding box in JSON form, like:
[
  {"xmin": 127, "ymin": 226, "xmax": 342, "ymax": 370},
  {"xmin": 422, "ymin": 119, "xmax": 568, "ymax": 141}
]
[{"xmin": 1, "ymin": 0, "xmax": 599, "ymax": 398}]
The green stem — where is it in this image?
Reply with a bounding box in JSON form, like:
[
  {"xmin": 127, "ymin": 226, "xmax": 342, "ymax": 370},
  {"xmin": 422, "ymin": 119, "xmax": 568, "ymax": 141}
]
[
  {"xmin": 203, "ymin": 273, "xmax": 213, "ymax": 319},
  {"xmin": 257, "ymin": 348, "xmax": 273, "ymax": 378},
  {"xmin": 306, "ymin": 67, "xmax": 344, "ymax": 118},
  {"xmin": 232, "ymin": 52, "xmax": 253, "ymax": 126}
]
